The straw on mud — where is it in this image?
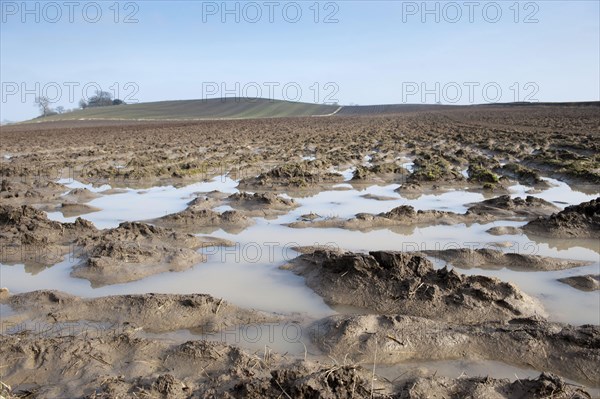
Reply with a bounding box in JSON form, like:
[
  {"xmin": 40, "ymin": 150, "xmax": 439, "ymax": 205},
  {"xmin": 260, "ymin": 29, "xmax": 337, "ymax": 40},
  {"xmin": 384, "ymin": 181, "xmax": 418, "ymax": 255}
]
[
  {"xmin": 574, "ymin": 364, "xmax": 593, "ymax": 382},
  {"xmin": 215, "ymin": 298, "xmax": 223, "ymax": 314},
  {"xmin": 274, "ymin": 379, "xmax": 292, "ymax": 399},
  {"xmin": 300, "ymin": 341, "xmax": 308, "ymax": 361},
  {"xmin": 0, "ymin": 381, "xmax": 11, "ymax": 393},
  {"xmin": 86, "ymin": 352, "xmax": 111, "ymax": 366},
  {"xmin": 323, "ymin": 365, "xmax": 343, "ymax": 381},
  {"xmin": 514, "ymin": 373, "xmax": 522, "ymax": 385},
  {"xmin": 263, "ymin": 345, "xmax": 272, "ymax": 364},
  {"xmin": 390, "ymin": 370, "xmax": 409, "ymax": 384}
]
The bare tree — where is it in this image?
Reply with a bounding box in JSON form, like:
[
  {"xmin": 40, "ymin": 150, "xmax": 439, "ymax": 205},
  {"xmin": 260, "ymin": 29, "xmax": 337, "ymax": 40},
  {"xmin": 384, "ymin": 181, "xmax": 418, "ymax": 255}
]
[
  {"xmin": 79, "ymin": 98, "xmax": 88, "ymax": 109},
  {"xmin": 55, "ymin": 106, "xmax": 65, "ymax": 114},
  {"xmin": 35, "ymin": 96, "xmax": 52, "ymax": 117}
]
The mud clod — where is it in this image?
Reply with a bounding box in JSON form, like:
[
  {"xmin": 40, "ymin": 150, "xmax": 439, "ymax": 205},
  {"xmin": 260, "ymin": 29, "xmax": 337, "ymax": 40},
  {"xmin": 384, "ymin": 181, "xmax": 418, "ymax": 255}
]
[
  {"xmin": 422, "ymin": 248, "xmax": 589, "ymax": 271},
  {"xmin": 467, "ymin": 195, "xmax": 558, "ymax": 217},
  {"xmin": 0, "ymin": 204, "xmax": 96, "ymax": 266},
  {"xmin": 524, "ymin": 197, "xmax": 600, "ymax": 238},
  {"xmin": 311, "ymin": 314, "xmax": 600, "ymax": 387},
  {"xmin": 240, "ymin": 160, "xmax": 344, "ymax": 189},
  {"xmin": 71, "ymin": 222, "xmax": 231, "ymax": 286},
  {"xmin": 558, "ymin": 274, "xmax": 600, "ymax": 292},
  {"xmin": 285, "ymin": 250, "xmax": 545, "ymax": 322}
]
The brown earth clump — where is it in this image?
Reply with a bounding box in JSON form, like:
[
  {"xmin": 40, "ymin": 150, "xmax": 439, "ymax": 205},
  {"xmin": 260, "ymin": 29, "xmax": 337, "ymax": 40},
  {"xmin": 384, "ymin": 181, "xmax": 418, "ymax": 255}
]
[
  {"xmin": 524, "ymin": 198, "xmax": 600, "ymax": 238},
  {"xmin": 284, "ymin": 250, "xmax": 545, "ymax": 322},
  {"xmin": 72, "ymin": 221, "xmax": 232, "ymax": 286}
]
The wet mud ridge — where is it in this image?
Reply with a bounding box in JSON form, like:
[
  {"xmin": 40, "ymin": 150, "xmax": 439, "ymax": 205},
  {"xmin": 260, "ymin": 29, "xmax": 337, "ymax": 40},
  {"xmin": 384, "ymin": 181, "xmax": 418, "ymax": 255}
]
[
  {"xmin": 524, "ymin": 197, "xmax": 600, "ymax": 238},
  {"xmin": 0, "ymin": 204, "xmax": 96, "ymax": 266},
  {"xmin": 287, "ymin": 195, "xmax": 561, "ymax": 230},
  {"xmin": 72, "ymin": 222, "xmax": 233, "ymax": 286},
  {"xmin": 284, "ymin": 250, "xmax": 546, "ymax": 323},
  {"xmin": 422, "ymin": 248, "xmax": 590, "ymax": 271},
  {"xmin": 149, "ymin": 205, "xmax": 254, "ymax": 234},
  {"xmin": 558, "ymin": 274, "xmax": 600, "ymax": 292},
  {"xmin": 2, "ymin": 290, "xmax": 280, "ymax": 333},
  {"xmin": 312, "ymin": 314, "xmax": 600, "ymax": 388},
  {"xmin": 226, "ymin": 192, "xmax": 299, "ymax": 218},
  {"xmin": 238, "ymin": 160, "xmax": 344, "ymax": 190},
  {"xmin": 0, "ymin": 314, "xmax": 598, "ymax": 399}
]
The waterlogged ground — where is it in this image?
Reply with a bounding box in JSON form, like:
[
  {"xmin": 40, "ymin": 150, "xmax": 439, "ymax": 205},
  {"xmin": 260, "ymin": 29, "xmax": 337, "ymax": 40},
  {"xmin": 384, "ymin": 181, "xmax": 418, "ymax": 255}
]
[
  {"xmin": 1, "ymin": 109, "xmax": 600, "ymax": 397},
  {"xmin": 3, "ymin": 173, "xmax": 599, "ymax": 326}
]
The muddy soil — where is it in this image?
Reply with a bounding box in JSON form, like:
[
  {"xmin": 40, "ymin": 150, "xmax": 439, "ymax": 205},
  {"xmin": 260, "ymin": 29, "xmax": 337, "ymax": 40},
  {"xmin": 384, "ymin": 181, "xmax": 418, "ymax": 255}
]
[
  {"xmin": 1, "ymin": 290, "xmax": 279, "ymax": 333},
  {"xmin": 238, "ymin": 160, "xmax": 345, "ymax": 191},
  {"xmin": 149, "ymin": 202, "xmax": 254, "ymax": 234},
  {"xmin": 395, "ymin": 373, "xmax": 592, "ymax": 399},
  {"xmin": 524, "ymin": 198, "xmax": 600, "ymax": 238},
  {"xmin": 225, "ymin": 191, "xmax": 299, "ymax": 218},
  {"xmin": 72, "ymin": 222, "xmax": 233, "ymax": 286},
  {"xmin": 284, "ymin": 250, "xmax": 545, "ymax": 322},
  {"xmin": 0, "ymin": 204, "xmax": 96, "ymax": 267},
  {"xmin": 56, "ymin": 202, "xmax": 102, "ymax": 218},
  {"xmin": 0, "ymin": 178, "xmax": 67, "ymax": 207},
  {"xmin": 0, "ymin": 316, "xmax": 591, "ymax": 399},
  {"xmin": 288, "ymin": 196, "xmax": 558, "ymax": 231},
  {"xmin": 466, "ymin": 195, "xmax": 558, "ymax": 218},
  {"xmin": 287, "ymin": 206, "xmax": 475, "ymax": 230},
  {"xmin": 558, "ymin": 275, "xmax": 600, "ymax": 292},
  {"xmin": 60, "ymin": 188, "xmax": 102, "ymax": 203},
  {"xmin": 486, "ymin": 226, "xmax": 524, "ymax": 235},
  {"xmin": 310, "ymin": 314, "xmax": 599, "ymax": 387},
  {"xmin": 0, "ymin": 328, "xmax": 593, "ymax": 399},
  {"xmin": 422, "ymin": 248, "xmax": 590, "ymax": 271},
  {"xmin": 1, "ymin": 106, "xmax": 599, "ymax": 398},
  {"xmin": 2, "ymin": 106, "xmax": 598, "ymax": 191}
]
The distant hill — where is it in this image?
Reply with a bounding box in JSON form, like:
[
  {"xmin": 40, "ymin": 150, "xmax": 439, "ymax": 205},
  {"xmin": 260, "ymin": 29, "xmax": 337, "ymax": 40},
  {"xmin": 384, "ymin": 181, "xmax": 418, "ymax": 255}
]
[
  {"xmin": 24, "ymin": 98, "xmax": 600, "ymax": 123},
  {"xmin": 34, "ymin": 98, "xmax": 340, "ymax": 122}
]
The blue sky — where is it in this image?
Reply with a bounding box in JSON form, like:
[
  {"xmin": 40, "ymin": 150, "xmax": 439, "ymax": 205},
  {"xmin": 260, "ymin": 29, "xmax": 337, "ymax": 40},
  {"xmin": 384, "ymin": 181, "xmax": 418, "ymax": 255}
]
[{"xmin": 1, "ymin": 0, "xmax": 599, "ymax": 121}]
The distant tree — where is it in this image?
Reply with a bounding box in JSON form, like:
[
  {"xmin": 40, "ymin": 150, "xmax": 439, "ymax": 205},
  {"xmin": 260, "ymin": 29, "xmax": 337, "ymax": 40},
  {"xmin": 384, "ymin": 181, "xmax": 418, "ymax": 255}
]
[
  {"xmin": 35, "ymin": 96, "xmax": 52, "ymax": 117},
  {"xmin": 55, "ymin": 106, "xmax": 65, "ymax": 114},
  {"xmin": 88, "ymin": 90, "xmax": 113, "ymax": 107},
  {"xmin": 79, "ymin": 98, "xmax": 88, "ymax": 109},
  {"xmin": 112, "ymin": 99, "xmax": 125, "ymax": 105}
]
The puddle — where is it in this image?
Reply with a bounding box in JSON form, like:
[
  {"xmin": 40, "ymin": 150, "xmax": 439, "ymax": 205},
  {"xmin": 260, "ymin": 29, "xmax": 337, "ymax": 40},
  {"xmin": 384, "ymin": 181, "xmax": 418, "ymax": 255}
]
[
  {"xmin": 57, "ymin": 178, "xmax": 112, "ymax": 193},
  {"xmin": 401, "ymin": 162, "xmax": 414, "ymax": 173},
  {"xmin": 0, "ymin": 303, "xmax": 16, "ymax": 318},
  {"xmin": 48, "ymin": 175, "xmax": 239, "ymax": 229},
  {"xmin": 3, "ymin": 174, "xmax": 599, "ymax": 327},
  {"xmin": 337, "ymin": 167, "xmax": 355, "ymax": 182},
  {"xmin": 280, "ymin": 186, "xmax": 483, "ymax": 220},
  {"xmin": 509, "ymin": 177, "xmax": 599, "ymax": 208},
  {"xmin": 198, "ymin": 219, "xmax": 599, "ymax": 325},
  {"xmin": 0, "ymin": 245, "xmax": 334, "ymax": 318},
  {"xmin": 213, "ymin": 205, "xmax": 235, "ymax": 213}
]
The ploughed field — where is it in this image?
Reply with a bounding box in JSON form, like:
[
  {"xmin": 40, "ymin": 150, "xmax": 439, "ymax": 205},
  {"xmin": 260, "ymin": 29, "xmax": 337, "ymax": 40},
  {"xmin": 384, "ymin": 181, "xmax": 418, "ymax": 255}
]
[{"xmin": 1, "ymin": 104, "xmax": 599, "ymax": 398}]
